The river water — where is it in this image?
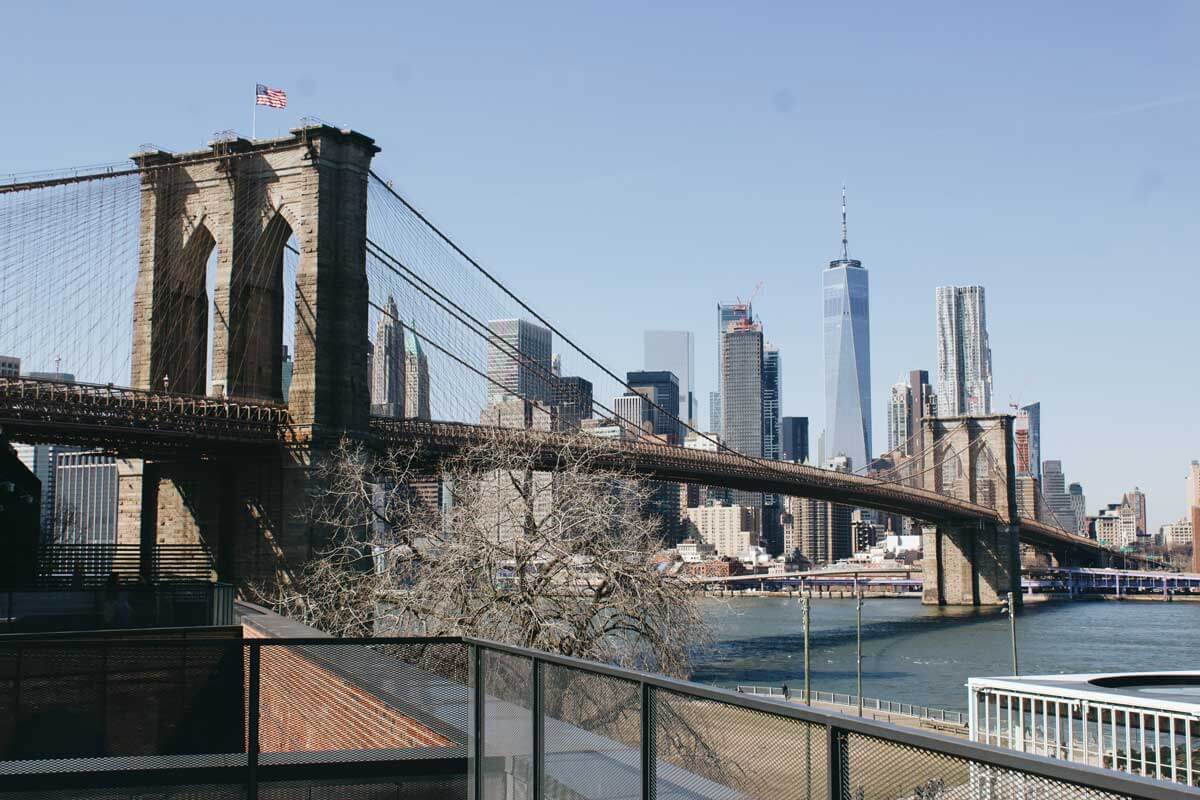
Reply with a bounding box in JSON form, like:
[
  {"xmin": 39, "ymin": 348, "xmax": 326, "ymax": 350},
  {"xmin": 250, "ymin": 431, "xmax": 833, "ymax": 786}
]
[{"xmin": 690, "ymin": 596, "xmax": 1200, "ymax": 711}]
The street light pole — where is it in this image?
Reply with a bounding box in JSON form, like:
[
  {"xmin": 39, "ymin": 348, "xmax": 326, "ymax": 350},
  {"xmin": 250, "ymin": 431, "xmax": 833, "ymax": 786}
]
[
  {"xmin": 1004, "ymin": 591, "xmax": 1019, "ymax": 675},
  {"xmin": 856, "ymin": 583, "xmax": 864, "ymax": 716},
  {"xmin": 801, "ymin": 587, "xmax": 811, "ymax": 704}
]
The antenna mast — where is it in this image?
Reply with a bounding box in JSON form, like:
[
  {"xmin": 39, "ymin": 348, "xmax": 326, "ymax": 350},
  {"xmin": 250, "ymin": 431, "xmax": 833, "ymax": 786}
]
[{"xmin": 841, "ymin": 184, "xmax": 849, "ymax": 260}]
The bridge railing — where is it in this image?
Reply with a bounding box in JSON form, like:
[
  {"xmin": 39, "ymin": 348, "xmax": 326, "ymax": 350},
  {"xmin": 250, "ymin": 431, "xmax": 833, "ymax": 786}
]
[{"xmin": 0, "ymin": 377, "xmax": 290, "ymax": 422}]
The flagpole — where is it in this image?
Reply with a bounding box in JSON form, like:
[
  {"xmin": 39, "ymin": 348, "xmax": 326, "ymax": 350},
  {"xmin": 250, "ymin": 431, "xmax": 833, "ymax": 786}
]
[{"xmin": 252, "ymin": 91, "xmax": 257, "ymax": 140}]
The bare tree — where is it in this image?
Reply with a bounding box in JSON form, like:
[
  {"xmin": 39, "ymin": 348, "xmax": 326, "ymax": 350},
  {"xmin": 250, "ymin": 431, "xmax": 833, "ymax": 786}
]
[{"xmin": 257, "ymin": 429, "xmax": 708, "ymax": 678}]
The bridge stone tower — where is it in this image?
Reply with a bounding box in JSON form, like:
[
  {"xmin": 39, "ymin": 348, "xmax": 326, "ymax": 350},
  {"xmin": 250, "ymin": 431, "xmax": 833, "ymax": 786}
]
[
  {"xmin": 918, "ymin": 414, "xmax": 1021, "ymax": 606},
  {"xmin": 118, "ymin": 126, "xmax": 379, "ymax": 586}
]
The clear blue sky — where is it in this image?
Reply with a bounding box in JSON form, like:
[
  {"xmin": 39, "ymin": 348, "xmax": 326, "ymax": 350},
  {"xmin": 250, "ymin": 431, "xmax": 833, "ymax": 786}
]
[{"xmin": 5, "ymin": 1, "xmax": 1198, "ymax": 528}]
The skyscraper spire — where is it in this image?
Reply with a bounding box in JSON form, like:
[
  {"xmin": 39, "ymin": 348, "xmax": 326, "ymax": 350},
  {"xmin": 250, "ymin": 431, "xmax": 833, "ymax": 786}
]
[{"xmin": 840, "ymin": 184, "xmax": 849, "ymax": 260}]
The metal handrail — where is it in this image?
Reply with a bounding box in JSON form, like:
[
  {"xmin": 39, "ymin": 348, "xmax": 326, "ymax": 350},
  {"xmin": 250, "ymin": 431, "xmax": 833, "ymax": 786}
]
[
  {"xmin": 0, "ymin": 633, "xmax": 1190, "ymax": 798},
  {"xmin": 464, "ymin": 635, "xmax": 1193, "ymax": 798},
  {"xmin": 734, "ymin": 684, "xmax": 968, "ymax": 726}
]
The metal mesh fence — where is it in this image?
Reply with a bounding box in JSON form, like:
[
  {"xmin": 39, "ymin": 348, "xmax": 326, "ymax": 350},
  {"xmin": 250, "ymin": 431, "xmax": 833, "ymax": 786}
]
[
  {"xmin": 844, "ymin": 731, "xmax": 1141, "ymax": 800},
  {"xmin": 653, "ymin": 687, "xmax": 829, "ymax": 800},
  {"xmin": 259, "ymin": 776, "xmax": 466, "ymax": 799},
  {"xmin": 0, "ymin": 785, "xmax": 246, "ymax": 799},
  {"xmin": 256, "ymin": 640, "xmax": 468, "ymax": 756},
  {"xmin": 482, "ymin": 649, "xmax": 533, "ymax": 799},
  {"xmin": 0, "ymin": 635, "xmax": 1181, "ymax": 800},
  {"xmin": 0, "ymin": 637, "xmax": 243, "ymax": 762},
  {"xmin": 540, "ymin": 662, "xmax": 642, "ymax": 800}
]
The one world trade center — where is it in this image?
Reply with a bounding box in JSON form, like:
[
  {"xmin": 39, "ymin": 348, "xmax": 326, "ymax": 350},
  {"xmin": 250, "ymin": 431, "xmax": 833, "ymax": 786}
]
[{"xmin": 822, "ymin": 188, "xmax": 871, "ymax": 472}]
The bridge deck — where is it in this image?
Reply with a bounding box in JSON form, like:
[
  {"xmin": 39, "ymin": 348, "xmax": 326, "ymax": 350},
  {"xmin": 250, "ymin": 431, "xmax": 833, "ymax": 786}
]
[{"xmin": 0, "ymin": 379, "xmax": 1112, "ymax": 557}]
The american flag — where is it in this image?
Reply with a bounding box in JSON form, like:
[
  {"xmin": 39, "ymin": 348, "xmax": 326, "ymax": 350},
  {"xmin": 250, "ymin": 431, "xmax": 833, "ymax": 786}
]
[{"xmin": 255, "ymin": 84, "xmax": 287, "ymax": 109}]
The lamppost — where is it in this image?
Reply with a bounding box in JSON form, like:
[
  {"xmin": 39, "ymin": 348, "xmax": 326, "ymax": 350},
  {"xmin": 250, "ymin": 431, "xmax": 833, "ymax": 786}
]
[
  {"xmin": 856, "ymin": 583, "xmax": 864, "ymax": 716},
  {"xmin": 801, "ymin": 587, "xmax": 811, "ymax": 705},
  {"xmin": 1002, "ymin": 591, "xmax": 1019, "ymax": 675}
]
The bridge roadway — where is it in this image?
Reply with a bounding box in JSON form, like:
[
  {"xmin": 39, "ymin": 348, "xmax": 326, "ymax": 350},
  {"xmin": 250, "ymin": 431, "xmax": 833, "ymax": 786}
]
[{"xmin": 0, "ymin": 378, "xmax": 1105, "ymax": 558}]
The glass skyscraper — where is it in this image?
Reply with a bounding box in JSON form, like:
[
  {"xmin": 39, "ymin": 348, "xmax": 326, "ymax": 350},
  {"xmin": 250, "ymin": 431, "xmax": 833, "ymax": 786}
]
[
  {"xmin": 935, "ymin": 285, "xmax": 993, "ymax": 417},
  {"xmin": 626, "ymin": 370, "xmax": 682, "ymax": 444},
  {"xmin": 713, "ymin": 302, "xmax": 751, "ymax": 435},
  {"xmin": 721, "ymin": 318, "xmax": 763, "ymax": 508},
  {"xmin": 761, "ymin": 343, "xmax": 781, "ymax": 460},
  {"xmin": 822, "ymin": 190, "xmax": 872, "ymax": 472},
  {"xmin": 486, "ymin": 318, "xmax": 553, "ymax": 403},
  {"xmin": 781, "ymin": 416, "xmax": 809, "ymax": 463},
  {"xmin": 643, "ymin": 331, "xmax": 694, "ymax": 425}
]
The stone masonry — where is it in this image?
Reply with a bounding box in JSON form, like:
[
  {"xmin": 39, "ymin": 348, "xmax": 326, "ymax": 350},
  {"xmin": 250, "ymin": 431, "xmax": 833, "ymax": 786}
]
[
  {"xmin": 118, "ymin": 126, "xmax": 379, "ymax": 588},
  {"xmin": 919, "ymin": 415, "xmax": 1021, "ymax": 606}
]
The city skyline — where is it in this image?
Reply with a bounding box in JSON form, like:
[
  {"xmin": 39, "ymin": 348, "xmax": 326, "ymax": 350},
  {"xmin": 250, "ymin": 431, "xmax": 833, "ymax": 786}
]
[{"xmin": 4, "ymin": 2, "xmax": 1197, "ymax": 530}]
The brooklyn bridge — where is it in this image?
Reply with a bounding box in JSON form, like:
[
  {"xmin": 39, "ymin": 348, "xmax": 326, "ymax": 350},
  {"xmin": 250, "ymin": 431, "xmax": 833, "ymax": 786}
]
[{"xmin": 0, "ymin": 125, "xmax": 1153, "ymax": 606}]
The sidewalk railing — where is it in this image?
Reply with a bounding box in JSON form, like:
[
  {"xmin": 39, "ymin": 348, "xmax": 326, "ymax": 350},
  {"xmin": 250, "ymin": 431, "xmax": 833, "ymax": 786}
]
[{"xmin": 735, "ymin": 683, "xmax": 968, "ymax": 726}]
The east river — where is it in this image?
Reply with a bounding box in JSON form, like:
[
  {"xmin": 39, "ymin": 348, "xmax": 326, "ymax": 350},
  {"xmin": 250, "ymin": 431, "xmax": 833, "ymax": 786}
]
[{"xmin": 691, "ymin": 596, "xmax": 1200, "ymax": 711}]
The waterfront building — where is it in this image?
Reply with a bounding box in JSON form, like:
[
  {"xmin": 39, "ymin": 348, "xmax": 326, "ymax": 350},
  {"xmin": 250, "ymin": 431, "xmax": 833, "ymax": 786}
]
[
  {"xmin": 643, "ymin": 331, "xmax": 695, "ymax": 425},
  {"xmin": 403, "ymin": 325, "xmax": 430, "ymax": 420},
  {"xmin": 780, "ymin": 416, "xmax": 809, "ymax": 464},
  {"xmin": 370, "ymin": 296, "xmax": 405, "ymax": 417},
  {"xmin": 823, "ymin": 188, "xmax": 872, "ymax": 471},
  {"xmin": 1013, "ymin": 402, "xmax": 1041, "ymax": 480},
  {"xmin": 721, "ymin": 318, "xmax": 763, "ymax": 508},
  {"xmin": 1, "ymin": 355, "xmax": 19, "ymax": 378},
  {"xmin": 52, "ymin": 450, "xmax": 118, "ymax": 545},
  {"xmin": 781, "ymin": 456, "xmax": 854, "ymax": 565},
  {"xmin": 486, "ymin": 318, "xmax": 553, "ymax": 403},
  {"xmin": 627, "ymin": 370, "xmax": 682, "ymax": 444},
  {"xmin": 1122, "ymin": 487, "xmax": 1148, "ymax": 541},
  {"xmin": 1159, "ymin": 518, "xmax": 1193, "ymax": 549},
  {"xmin": 684, "ymin": 504, "xmax": 760, "ymax": 558},
  {"xmin": 783, "ymin": 494, "xmax": 852, "ymax": 566},
  {"xmin": 1091, "ymin": 505, "xmax": 1122, "ymax": 548},
  {"xmin": 935, "ymin": 285, "xmax": 992, "ymax": 417},
  {"xmin": 676, "ymin": 538, "xmax": 716, "ymax": 563}
]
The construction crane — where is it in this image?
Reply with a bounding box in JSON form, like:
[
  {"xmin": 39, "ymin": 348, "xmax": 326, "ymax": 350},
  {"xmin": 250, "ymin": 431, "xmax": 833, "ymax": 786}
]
[{"xmin": 737, "ymin": 281, "xmax": 763, "ymax": 308}]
